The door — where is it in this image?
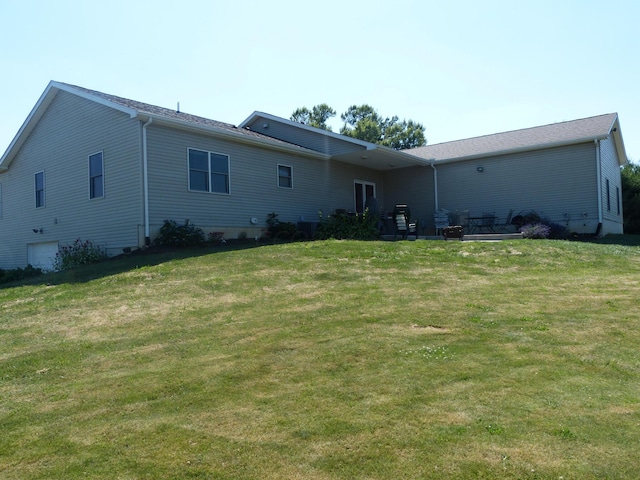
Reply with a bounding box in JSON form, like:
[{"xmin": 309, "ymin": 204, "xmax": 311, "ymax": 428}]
[
  {"xmin": 354, "ymin": 180, "xmax": 376, "ymax": 214},
  {"xmin": 27, "ymin": 241, "xmax": 59, "ymax": 270}
]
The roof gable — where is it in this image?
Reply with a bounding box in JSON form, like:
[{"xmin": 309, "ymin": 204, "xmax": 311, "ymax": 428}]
[
  {"xmin": 407, "ymin": 113, "xmax": 626, "ymax": 164},
  {"xmin": 1, "ymin": 82, "xmax": 325, "ymax": 170}
]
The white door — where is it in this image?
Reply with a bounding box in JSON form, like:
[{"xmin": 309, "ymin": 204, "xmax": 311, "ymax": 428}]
[{"xmin": 27, "ymin": 241, "xmax": 59, "ymax": 270}]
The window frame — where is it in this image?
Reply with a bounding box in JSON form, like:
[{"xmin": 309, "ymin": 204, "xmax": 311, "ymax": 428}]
[
  {"xmin": 88, "ymin": 151, "xmax": 104, "ymax": 200},
  {"xmin": 35, "ymin": 170, "xmax": 45, "ymax": 208},
  {"xmin": 277, "ymin": 164, "xmax": 293, "ymax": 189},
  {"xmin": 187, "ymin": 147, "xmax": 230, "ymax": 195},
  {"xmin": 354, "ymin": 179, "xmax": 376, "ymax": 214}
]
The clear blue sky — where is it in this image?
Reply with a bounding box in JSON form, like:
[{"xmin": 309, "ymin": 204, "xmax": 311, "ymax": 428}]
[{"xmin": 1, "ymin": 0, "xmax": 639, "ymax": 161}]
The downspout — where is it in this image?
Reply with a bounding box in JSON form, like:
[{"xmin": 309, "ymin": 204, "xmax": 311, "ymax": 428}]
[
  {"xmin": 594, "ymin": 139, "xmax": 603, "ymax": 235},
  {"xmin": 142, "ymin": 118, "xmax": 153, "ymax": 245},
  {"xmin": 430, "ymin": 161, "xmax": 439, "ymax": 211}
]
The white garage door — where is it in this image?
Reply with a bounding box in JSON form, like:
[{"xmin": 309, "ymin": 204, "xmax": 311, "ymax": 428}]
[{"xmin": 27, "ymin": 241, "xmax": 59, "ymax": 270}]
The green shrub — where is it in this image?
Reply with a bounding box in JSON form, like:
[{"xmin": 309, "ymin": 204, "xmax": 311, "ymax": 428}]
[
  {"xmin": 314, "ymin": 209, "xmax": 379, "ymax": 240},
  {"xmin": 54, "ymin": 239, "xmax": 106, "ymax": 271},
  {"xmin": 155, "ymin": 220, "xmax": 205, "ymax": 247},
  {"xmin": 266, "ymin": 212, "xmax": 298, "ymax": 240},
  {"xmin": 0, "ymin": 265, "xmax": 43, "ymax": 284}
]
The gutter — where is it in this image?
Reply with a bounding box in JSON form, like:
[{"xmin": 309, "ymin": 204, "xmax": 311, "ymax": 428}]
[
  {"xmin": 135, "ymin": 113, "xmax": 330, "ymax": 161},
  {"xmin": 430, "ymin": 161, "xmax": 439, "ymax": 211},
  {"xmin": 142, "ymin": 118, "xmax": 153, "ymax": 245},
  {"xmin": 595, "ymin": 138, "xmax": 603, "ymax": 233}
]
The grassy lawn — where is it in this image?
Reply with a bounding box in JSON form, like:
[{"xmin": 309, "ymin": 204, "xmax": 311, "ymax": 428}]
[{"xmin": 1, "ymin": 238, "xmax": 640, "ymax": 479}]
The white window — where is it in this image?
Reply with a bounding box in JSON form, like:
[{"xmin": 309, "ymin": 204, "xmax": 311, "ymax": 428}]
[
  {"xmin": 278, "ymin": 164, "xmax": 293, "ymax": 188},
  {"xmin": 354, "ymin": 180, "xmax": 376, "ymax": 214},
  {"xmin": 188, "ymin": 148, "xmax": 230, "ymax": 194},
  {"xmin": 35, "ymin": 171, "xmax": 45, "ymax": 208},
  {"xmin": 89, "ymin": 151, "xmax": 104, "ymax": 199}
]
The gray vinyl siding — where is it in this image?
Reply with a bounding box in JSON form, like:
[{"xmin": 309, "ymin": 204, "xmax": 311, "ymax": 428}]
[
  {"xmin": 384, "ymin": 166, "xmax": 435, "ymax": 231},
  {"xmin": 0, "ymin": 91, "xmax": 141, "ymax": 268},
  {"xmin": 145, "ymin": 125, "xmax": 382, "ymax": 238},
  {"xmin": 599, "ymin": 136, "xmax": 624, "ymax": 233},
  {"xmin": 435, "ymin": 143, "xmax": 599, "ymax": 233},
  {"xmin": 244, "ymin": 117, "xmax": 367, "ymax": 156}
]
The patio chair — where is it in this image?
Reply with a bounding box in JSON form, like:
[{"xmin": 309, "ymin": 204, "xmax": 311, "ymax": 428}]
[
  {"xmin": 480, "ymin": 212, "xmax": 496, "ymax": 233},
  {"xmin": 393, "ymin": 204, "xmax": 417, "ymax": 239},
  {"xmin": 457, "ymin": 210, "xmax": 470, "ymax": 231},
  {"xmin": 495, "ymin": 209, "xmax": 514, "ymax": 233}
]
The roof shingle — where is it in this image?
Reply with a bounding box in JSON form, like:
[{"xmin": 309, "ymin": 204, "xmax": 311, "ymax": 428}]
[{"xmin": 406, "ymin": 113, "xmax": 618, "ymax": 161}]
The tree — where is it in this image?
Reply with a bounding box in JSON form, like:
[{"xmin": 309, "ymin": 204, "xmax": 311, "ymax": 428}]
[
  {"xmin": 290, "ymin": 104, "xmax": 427, "ymax": 150},
  {"xmin": 290, "ymin": 104, "xmax": 336, "ymax": 131},
  {"xmin": 339, "ymin": 104, "xmax": 426, "ymax": 150},
  {"xmin": 621, "ymin": 162, "xmax": 640, "ymax": 234}
]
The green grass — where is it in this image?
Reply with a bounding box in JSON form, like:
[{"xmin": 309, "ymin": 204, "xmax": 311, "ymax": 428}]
[{"xmin": 2, "ymin": 238, "xmax": 640, "ymax": 479}]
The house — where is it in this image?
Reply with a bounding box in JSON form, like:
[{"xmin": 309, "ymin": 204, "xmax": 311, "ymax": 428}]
[{"xmin": 0, "ymin": 81, "xmax": 628, "ymax": 270}]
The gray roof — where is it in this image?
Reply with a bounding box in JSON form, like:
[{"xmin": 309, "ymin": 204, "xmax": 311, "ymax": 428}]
[
  {"xmin": 406, "ymin": 113, "xmax": 619, "ymax": 162},
  {"xmin": 54, "ymin": 82, "xmax": 295, "ymax": 145}
]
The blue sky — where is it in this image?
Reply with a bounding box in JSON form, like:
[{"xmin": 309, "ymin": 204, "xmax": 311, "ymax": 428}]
[{"xmin": 1, "ymin": 0, "xmax": 639, "ymax": 161}]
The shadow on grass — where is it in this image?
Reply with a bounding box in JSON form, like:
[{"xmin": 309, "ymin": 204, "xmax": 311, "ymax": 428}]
[
  {"xmin": 578, "ymin": 234, "xmax": 640, "ymax": 247},
  {"xmin": 1, "ymin": 240, "xmax": 276, "ymax": 289}
]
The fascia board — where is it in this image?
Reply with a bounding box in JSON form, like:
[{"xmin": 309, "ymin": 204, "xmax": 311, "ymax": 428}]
[
  {"xmin": 142, "ymin": 114, "xmax": 330, "ymax": 161},
  {"xmin": 50, "ymin": 81, "xmax": 138, "ymax": 118},
  {"xmin": 1, "ymin": 82, "xmax": 58, "ymax": 169},
  {"xmin": 240, "ymin": 111, "xmax": 375, "ymax": 149},
  {"xmin": 1, "ymin": 81, "xmax": 138, "ymax": 169}
]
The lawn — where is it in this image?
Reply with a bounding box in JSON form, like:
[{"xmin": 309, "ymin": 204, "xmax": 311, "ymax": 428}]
[{"xmin": 1, "ymin": 238, "xmax": 639, "ymax": 479}]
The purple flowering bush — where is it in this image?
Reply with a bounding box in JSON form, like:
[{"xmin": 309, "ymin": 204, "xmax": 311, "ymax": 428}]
[{"xmin": 519, "ymin": 223, "xmax": 551, "ymax": 239}]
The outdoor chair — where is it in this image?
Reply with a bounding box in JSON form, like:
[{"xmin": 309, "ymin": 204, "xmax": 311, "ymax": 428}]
[
  {"xmin": 495, "ymin": 209, "xmax": 514, "ymax": 232},
  {"xmin": 393, "ymin": 204, "xmax": 417, "ymax": 239},
  {"xmin": 480, "ymin": 212, "xmax": 496, "ymax": 233}
]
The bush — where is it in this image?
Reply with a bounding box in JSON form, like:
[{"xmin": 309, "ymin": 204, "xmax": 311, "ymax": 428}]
[
  {"xmin": 520, "ymin": 223, "xmax": 551, "ymax": 239},
  {"xmin": 155, "ymin": 219, "xmax": 205, "ymax": 247},
  {"xmin": 314, "ymin": 209, "xmax": 379, "ymax": 240},
  {"xmin": 0, "ymin": 265, "xmax": 43, "ymax": 284},
  {"xmin": 54, "ymin": 238, "xmax": 106, "ymax": 271},
  {"xmin": 266, "ymin": 212, "xmax": 298, "ymax": 240}
]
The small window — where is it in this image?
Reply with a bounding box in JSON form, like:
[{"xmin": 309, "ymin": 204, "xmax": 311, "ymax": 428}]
[
  {"xmin": 35, "ymin": 171, "xmax": 45, "ymax": 208},
  {"xmin": 0, "ymin": 183, "xmax": 3, "ymax": 219},
  {"xmin": 278, "ymin": 164, "xmax": 292, "ymax": 188},
  {"xmin": 188, "ymin": 148, "xmax": 229, "ymax": 194},
  {"xmin": 89, "ymin": 152, "xmax": 104, "ymax": 199},
  {"xmin": 616, "ymin": 186, "xmax": 621, "ymax": 215},
  {"xmin": 606, "ymin": 178, "xmax": 611, "ymax": 211}
]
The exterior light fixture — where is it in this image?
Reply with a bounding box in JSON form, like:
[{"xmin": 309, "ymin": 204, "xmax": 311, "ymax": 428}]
[{"xmin": 477, "ymin": 166, "xmax": 484, "ymax": 172}]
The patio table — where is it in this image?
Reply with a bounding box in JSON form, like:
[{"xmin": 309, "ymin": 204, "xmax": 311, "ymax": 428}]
[{"xmin": 468, "ymin": 215, "xmax": 497, "ymax": 234}]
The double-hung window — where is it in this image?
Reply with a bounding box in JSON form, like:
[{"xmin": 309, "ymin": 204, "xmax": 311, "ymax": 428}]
[
  {"xmin": 35, "ymin": 171, "xmax": 45, "ymax": 208},
  {"xmin": 188, "ymin": 148, "xmax": 229, "ymax": 194},
  {"xmin": 89, "ymin": 151, "xmax": 104, "ymax": 199},
  {"xmin": 278, "ymin": 164, "xmax": 293, "ymax": 188}
]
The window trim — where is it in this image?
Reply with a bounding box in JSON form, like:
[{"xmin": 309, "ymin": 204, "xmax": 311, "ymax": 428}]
[
  {"xmin": 187, "ymin": 147, "xmax": 230, "ymax": 195},
  {"xmin": 277, "ymin": 164, "xmax": 293, "ymax": 189},
  {"xmin": 88, "ymin": 151, "xmax": 104, "ymax": 200},
  {"xmin": 35, "ymin": 170, "xmax": 45, "ymax": 208}
]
